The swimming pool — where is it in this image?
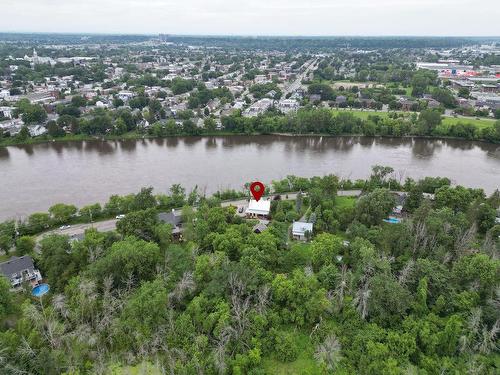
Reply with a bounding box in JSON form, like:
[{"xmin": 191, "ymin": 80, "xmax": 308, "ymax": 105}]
[
  {"xmin": 32, "ymin": 283, "xmax": 50, "ymax": 297},
  {"xmin": 383, "ymin": 217, "xmax": 401, "ymax": 224}
]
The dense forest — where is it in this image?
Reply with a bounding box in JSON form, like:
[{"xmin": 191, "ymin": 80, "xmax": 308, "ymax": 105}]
[
  {"xmin": 1, "ymin": 170, "xmax": 499, "ymax": 374},
  {"xmin": 2, "ymin": 34, "xmax": 496, "ymax": 50}
]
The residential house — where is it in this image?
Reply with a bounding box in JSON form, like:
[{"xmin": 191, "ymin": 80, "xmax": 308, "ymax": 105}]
[
  {"xmin": 253, "ymin": 223, "xmax": 268, "ymax": 234},
  {"xmin": 0, "ymin": 106, "xmax": 14, "ymax": 119},
  {"xmin": 246, "ymin": 199, "xmax": 271, "ymax": 219},
  {"xmin": 399, "ymin": 98, "xmax": 418, "ymax": 111},
  {"xmin": 0, "ymin": 256, "xmax": 43, "ymax": 289},
  {"xmin": 278, "ymin": 99, "xmax": 299, "ymax": 114},
  {"xmin": 243, "ymin": 98, "xmax": 274, "ymax": 117},
  {"xmin": 292, "ymin": 221, "xmax": 313, "ymax": 241},
  {"xmin": 27, "ymin": 124, "xmax": 47, "ymax": 137},
  {"xmin": 158, "ymin": 210, "xmax": 183, "ymax": 238}
]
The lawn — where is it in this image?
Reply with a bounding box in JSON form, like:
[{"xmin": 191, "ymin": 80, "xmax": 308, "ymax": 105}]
[
  {"xmin": 440, "ymin": 116, "xmax": 496, "ymax": 130},
  {"xmin": 107, "ymin": 362, "xmax": 162, "ymax": 374},
  {"xmin": 262, "ymin": 331, "xmax": 321, "ymax": 375},
  {"xmin": 331, "ymin": 108, "xmax": 395, "ymax": 120},
  {"xmin": 335, "ymin": 196, "xmax": 356, "ymax": 209}
]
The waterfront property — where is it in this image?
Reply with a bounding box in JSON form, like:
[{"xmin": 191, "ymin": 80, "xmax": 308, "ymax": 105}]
[
  {"xmin": 158, "ymin": 210, "xmax": 183, "ymax": 238},
  {"xmin": 246, "ymin": 199, "xmax": 271, "ymax": 219},
  {"xmin": 0, "ymin": 256, "xmax": 42, "ymax": 289}
]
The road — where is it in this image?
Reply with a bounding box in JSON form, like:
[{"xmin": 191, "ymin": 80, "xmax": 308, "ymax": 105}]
[
  {"xmin": 283, "ymin": 58, "xmax": 318, "ymax": 96},
  {"xmin": 36, "ymin": 190, "xmax": 362, "ymax": 240},
  {"xmin": 37, "ymin": 219, "xmax": 118, "ymax": 242}
]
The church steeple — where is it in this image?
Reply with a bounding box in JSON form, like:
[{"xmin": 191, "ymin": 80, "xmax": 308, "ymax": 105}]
[{"xmin": 32, "ymin": 48, "xmax": 39, "ymax": 65}]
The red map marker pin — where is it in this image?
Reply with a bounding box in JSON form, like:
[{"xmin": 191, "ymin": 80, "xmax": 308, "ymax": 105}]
[{"xmin": 250, "ymin": 181, "xmax": 265, "ymax": 201}]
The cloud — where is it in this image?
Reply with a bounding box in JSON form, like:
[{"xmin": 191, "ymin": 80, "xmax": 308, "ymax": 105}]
[{"xmin": 1, "ymin": 0, "xmax": 498, "ymax": 36}]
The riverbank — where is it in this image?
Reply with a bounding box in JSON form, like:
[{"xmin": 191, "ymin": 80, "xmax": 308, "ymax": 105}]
[{"xmin": 1, "ymin": 127, "xmax": 499, "ymax": 148}]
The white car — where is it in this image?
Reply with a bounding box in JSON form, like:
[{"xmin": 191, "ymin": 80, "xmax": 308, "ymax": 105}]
[
  {"xmin": 59, "ymin": 225, "xmax": 71, "ymax": 230},
  {"xmin": 116, "ymin": 214, "xmax": 126, "ymax": 219}
]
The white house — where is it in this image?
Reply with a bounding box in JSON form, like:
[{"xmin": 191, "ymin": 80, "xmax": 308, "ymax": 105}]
[
  {"xmin": 246, "ymin": 199, "xmax": 271, "ymax": 219},
  {"xmin": 292, "ymin": 221, "xmax": 313, "ymax": 241},
  {"xmin": 0, "ymin": 106, "xmax": 14, "ymax": 119},
  {"xmin": 28, "ymin": 125, "xmax": 47, "ymax": 137},
  {"xmin": 278, "ymin": 99, "xmax": 299, "ymax": 114},
  {"xmin": 243, "ymin": 98, "xmax": 274, "ymax": 117},
  {"xmin": 117, "ymin": 91, "xmax": 135, "ymax": 102}
]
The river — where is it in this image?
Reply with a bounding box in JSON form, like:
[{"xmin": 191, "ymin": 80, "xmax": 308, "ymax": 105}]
[{"xmin": 0, "ymin": 135, "xmax": 499, "ymax": 221}]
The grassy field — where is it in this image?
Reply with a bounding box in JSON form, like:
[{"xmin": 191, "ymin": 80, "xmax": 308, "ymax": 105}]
[
  {"xmin": 331, "ymin": 108, "xmax": 496, "ymax": 130},
  {"xmin": 331, "ymin": 108, "xmax": 396, "ymax": 120},
  {"xmin": 262, "ymin": 331, "xmax": 321, "ymax": 375},
  {"xmin": 440, "ymin": 116, "xmax": 496, "ymax": 129},
  {"xmin": 335, "ymin": 196, "xmax": 357, "ymax": 209},
  {"xmin": 107, "ymin": 362, "xmax": 162, "ymax": 374}
]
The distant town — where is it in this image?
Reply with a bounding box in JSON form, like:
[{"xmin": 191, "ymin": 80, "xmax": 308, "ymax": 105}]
[{"xmin": 0, "ymin": 34, "xmax": 499, "ymax": 144}]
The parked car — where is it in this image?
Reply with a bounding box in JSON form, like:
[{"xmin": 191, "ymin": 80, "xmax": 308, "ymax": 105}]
[{"xmin": 116, "ymin": 214, "xmax": 126, "ymax": 219}]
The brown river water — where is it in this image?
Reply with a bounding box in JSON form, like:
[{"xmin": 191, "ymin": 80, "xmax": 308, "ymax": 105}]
[{"xmin": 0, "ymin": 135, "xmax": 499, "ymax": 221}]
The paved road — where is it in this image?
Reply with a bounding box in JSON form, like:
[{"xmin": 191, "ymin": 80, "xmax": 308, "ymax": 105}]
[
  {"xmin": 283, "ymin": 58, "xmax": 318, "ymax": 95},
  {"xmin": 36, "ymin": 190, "xmax": 362, "ymax": 240},
  {"xmin": 37, "ymin": 219, "xmax": 118, "ymax": 242}
]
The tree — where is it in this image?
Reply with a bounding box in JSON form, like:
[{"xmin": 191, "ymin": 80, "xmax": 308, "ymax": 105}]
[
  {"xmin": 131, "ymin": 187, "xmax": 157, "ymax": 211},
  {"xmin": 78, "ymin": 203, "xmax": 102, "ymax": 222},
  {"xmin": 0, "ymin": 234, "xmax": 13, "ymax": 255},
  {"xmin": 355, "ymin": 189, "xmax": 395, "ymax": 226},
  {"xmin": 452, "ymin": 254, "xmax": 498, "ymax": 297},
  {"xmin": 314, "ymin": 335, "xmax": 342, "ymax": 371},
  {"xmin": 20, "ymin": 104, "xmax": 47, "ymax": 124},
  {"xmin": 38, "ymin": 234, "xmax": 77, "ymax": 291},
  {"xmin": 434, "ymin": 185, "xmax": 473, "ymax": 213},
  {"xmin": 113, "ymin": 97, "xmax": 124, "ymax": 108},
  {"xmin": 204, "ymin": 117, "xmax": 216, "ymax": 132},
  {"xmin": 22, "ymin": 212, "xmax": 51, "ymax": 234},
  {"xmin": 90, "ymin": 237, "xmax": 161, "ymax": 287},
  {"xmin": 369, "ymin": 165, "xmax": 394, "ymax": 188},
  {"xmin": 116, "ymin": 208, "xmax": 159, "ymax": 241},
  {"xmin": 274, "ymin": 331, "xmax": 299, "ymax": 362},
  {"xmin": 310, "ymin": 233, "xmax": 344, "ymax": 270},
  {"xmin": 16, "ymin": 125, "xmax": 30, "ymax": 141},
  {"xmin": 368, "ymin": 273, "xmax": 411, "ymax": 326},
  {"xmin": 182, "ymin": 119, "xmax": 200, "ymax": 135},
  {"xmin": 114, "ymin": 277, "xmax": 168, "ymax": 350},
  {"xmin": 46, "ymin": 120, "xmax": 65, "ymax": 137},
  {"xmin": 15, "ymin": 236, "xmax": 35, "ymax": 255},
  {"xmin": 495, "ymin": 109, "xmax": 500, "ymax": 120},
  {"xmin": 71, "ymin": 95, "xmax": 87, "ymax": 107},
  {"xmin": 458, "ymin": 87, "xmax": 470, "ymax": 99},
  {"xmin": 432, "ymin": 87, "xmax": 456, "ymax": 108},
  {"xmin": 271, "ymin": 269, "xmax": 328, "ymax": 326},
  {"xmin": 0, "ymin": 276, "xmax": 15, "ymax": 321},
  {"xmin": 48, "ymin": 203, "xmax": 77, "ymax": 225},
  {"xmin": 417, "ymin": 109, "xmax": 442, "ymax": 135}
]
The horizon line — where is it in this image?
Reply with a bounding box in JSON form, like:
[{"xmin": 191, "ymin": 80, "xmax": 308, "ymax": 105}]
[{"xmin": 1, "ymin": 31, "xmax": 500, "ymax": 39}]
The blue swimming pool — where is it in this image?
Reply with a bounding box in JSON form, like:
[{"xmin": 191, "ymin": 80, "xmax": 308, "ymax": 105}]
[
  {"xmin": 32, "ymin": 283, "xmax": 50, "ymax": 297},
  {"xmin": 383, "ymin": 217, "xmax": 401, "ymax": 224}
]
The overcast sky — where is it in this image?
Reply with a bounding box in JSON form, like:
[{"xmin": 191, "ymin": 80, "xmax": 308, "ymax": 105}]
[{"xmin": 2, "ymin": 0, "xmax": 499, "ymax": 36}]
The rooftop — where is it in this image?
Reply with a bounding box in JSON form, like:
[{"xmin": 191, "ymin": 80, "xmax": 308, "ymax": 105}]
[
  {"xmin": 0, "ymin": 256, "xmax": 36, "ymax": 278},
  {"xmin": 246, "ymin": 199, "xmax": 271, "ymax": 215},
  {"xmin": 292, "ymin": 221, "xmax": 313, "ymax": 234}
]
